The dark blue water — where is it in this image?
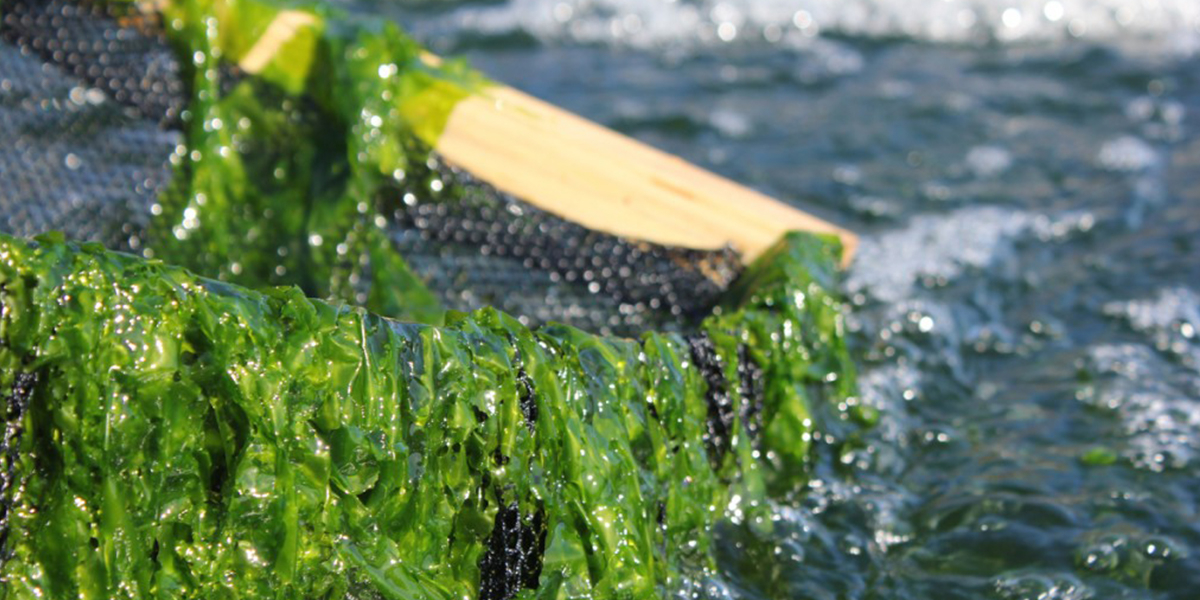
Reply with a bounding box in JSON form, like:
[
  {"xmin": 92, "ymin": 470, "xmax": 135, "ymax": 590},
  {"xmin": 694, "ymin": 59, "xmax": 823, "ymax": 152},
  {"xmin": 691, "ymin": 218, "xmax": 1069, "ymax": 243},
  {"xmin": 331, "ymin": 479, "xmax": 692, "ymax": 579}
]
[{"xmin": 357, "ymin": 2, "xmax": 1200, "ymax": 597}]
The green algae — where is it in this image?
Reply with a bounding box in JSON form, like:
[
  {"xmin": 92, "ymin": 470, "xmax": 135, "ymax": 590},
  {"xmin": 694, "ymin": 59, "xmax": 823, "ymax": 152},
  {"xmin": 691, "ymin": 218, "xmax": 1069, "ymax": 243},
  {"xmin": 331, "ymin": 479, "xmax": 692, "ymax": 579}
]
[
  {"xmin": 143, "ymin": 0, "xmax": 485, "ymax": 324},
  {"xmin": 0, "ymin": 2, "xmax": 862, "ymax": 596},
  {"xmin": 0, "ymin": 231, "xmax": 854, "ymax": 599},
  {"xmin": 1081, "ymin": 446, "xmax": 1119, "ymax": 467}
]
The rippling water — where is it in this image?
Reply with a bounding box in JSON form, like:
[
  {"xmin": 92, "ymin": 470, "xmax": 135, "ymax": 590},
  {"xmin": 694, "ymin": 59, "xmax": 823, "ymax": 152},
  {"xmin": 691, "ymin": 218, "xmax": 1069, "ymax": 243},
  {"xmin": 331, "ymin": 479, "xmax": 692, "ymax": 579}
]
[{"xmin": 357, "ymin": 1, "xmax": 1199, "ymax": 597}]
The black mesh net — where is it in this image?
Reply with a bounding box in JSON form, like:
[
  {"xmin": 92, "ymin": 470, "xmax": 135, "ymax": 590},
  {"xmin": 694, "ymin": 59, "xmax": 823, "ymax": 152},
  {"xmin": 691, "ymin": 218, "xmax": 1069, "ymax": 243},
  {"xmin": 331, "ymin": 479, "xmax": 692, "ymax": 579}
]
[
  {"xmin": 0, "ymin": 371, "xmax": 36, "ymax": 562},
  {"xmin": 0, "ymin": 5, "xmax": 802, "ymax": 596},
  {"xmin": 0, "ymin": 0, "xmax": 743, "ymax": 336},
  {"xmin": 0, "ymin": 2, "xmax": 178, "ymax": 251},
  {"xmin": 390, "ymin": 157, "xmax": 741, "ymax": 333}
]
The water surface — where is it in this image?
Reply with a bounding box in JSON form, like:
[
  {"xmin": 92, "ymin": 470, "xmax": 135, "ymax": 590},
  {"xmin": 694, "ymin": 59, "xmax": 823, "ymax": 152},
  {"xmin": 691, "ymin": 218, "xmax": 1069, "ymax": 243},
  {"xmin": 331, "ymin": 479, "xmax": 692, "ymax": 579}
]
[{"xmin": 354, "ymin": 1, "xmax": 1200, "ymax": 597}]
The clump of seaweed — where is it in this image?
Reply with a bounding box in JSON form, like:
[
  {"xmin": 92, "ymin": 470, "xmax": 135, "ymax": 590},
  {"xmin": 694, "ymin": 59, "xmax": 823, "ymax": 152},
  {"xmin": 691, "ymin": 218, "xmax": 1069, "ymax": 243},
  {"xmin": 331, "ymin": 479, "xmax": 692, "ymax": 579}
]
[{"xmin": 0, "ymin": 231, "xmax": 852, "ymax": 599}]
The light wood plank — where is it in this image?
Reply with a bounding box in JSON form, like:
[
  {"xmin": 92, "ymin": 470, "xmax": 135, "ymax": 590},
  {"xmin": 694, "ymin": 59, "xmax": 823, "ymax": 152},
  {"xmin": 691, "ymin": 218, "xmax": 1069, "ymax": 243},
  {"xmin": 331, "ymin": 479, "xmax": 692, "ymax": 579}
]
[
  {"xmin": 239, "ymin": 10, "xmax": 319, "ymax": 73},
  {"xmin": 143, "ymin": 4, "xmax": 859, "ymax": 267},
  {"xmin": 436, "ymin": 83, "xmax": 858, "ymax": 265}
]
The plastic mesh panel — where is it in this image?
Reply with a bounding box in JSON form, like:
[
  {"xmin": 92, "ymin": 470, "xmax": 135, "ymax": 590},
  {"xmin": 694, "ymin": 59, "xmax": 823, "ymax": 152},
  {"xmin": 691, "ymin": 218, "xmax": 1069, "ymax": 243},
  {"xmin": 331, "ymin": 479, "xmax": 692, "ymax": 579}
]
[
  {"xmin": 0, "ymin": 0, "xmax": 742, "ymax": 337},
  {"xmin": 0, "ymin": 372, "xmax": 37, "ymax": 562},
  {"xmin": 1, "ymin": 0, "xmax": 186, "ymax": 123},
  {"xmin": 390, "ymin": 156, "xmax": 741, "ymax": 334},
  {"xmin": 0, "ymin": 41, "xmax": 177, "ymax": 250},
  {"xmin": 477, "ymin": 502, "xmax": 547, "ymax": 600}
]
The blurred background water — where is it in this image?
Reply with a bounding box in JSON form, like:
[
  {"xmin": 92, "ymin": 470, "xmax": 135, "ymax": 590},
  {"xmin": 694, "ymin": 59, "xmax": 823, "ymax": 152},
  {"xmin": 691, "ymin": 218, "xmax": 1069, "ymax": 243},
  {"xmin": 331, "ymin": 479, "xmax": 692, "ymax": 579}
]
[{"xmin": 347, "ymin": 1, "xmax": 1199, "ymax": 597}]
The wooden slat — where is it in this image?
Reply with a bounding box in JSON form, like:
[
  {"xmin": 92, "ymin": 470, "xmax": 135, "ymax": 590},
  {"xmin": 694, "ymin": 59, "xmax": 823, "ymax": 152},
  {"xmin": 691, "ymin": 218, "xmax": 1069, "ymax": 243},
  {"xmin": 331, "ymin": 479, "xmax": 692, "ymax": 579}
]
[
  {"xmin": 152, "ymin": 5, "xmax": 858, "ymax": 266},
  {"xmin": 436, "ymin": 83, "xmax": 858, "ymax": 265},
  {"xmin": 239, "ymin": 10, "xmax": 319, "ymax": 73}
]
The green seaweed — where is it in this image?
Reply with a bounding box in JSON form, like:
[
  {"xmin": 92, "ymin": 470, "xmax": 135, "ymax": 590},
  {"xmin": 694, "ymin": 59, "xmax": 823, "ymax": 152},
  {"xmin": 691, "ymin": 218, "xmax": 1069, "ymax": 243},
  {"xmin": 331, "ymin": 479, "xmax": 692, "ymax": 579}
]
[
  {"xmin": 145, "ymin": 0, "xmax": 485, "ymax": 324},
  {"xmin": 0, "ymin": 231, "xmax": 854, "ymax": 599},
  {"xmin": 0, "ymin": 2, "xmax": 861, "ymax": 596}
]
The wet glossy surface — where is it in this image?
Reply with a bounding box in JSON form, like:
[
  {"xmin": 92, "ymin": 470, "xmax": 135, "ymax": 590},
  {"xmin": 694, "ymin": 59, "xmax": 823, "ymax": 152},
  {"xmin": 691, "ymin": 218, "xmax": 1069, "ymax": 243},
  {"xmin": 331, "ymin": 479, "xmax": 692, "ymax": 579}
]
[
  {"xmin": 370, "ymin": 1, "xmax": 1200, "ymax": 598},
  {"xmin": 0, "ymin": 232, "xmax": 853, "ymax": 598}
]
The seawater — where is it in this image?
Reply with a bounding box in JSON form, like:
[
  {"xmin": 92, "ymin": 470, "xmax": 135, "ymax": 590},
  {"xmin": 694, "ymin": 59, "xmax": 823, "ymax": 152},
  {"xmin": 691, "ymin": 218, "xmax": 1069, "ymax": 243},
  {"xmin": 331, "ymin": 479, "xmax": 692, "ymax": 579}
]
[{"xmin": 351, "ymin": 1, "xmax": 1199, "ymax": 597}]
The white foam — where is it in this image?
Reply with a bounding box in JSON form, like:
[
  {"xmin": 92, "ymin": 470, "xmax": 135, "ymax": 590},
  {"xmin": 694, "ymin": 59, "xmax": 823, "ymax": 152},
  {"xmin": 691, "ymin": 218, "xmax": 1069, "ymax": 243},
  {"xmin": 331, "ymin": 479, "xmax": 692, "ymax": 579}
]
[
  {"xmin": 1084, "ymin": 344, "xmax": 1200, "ymax": 471},
  {"xmin": 846, "ymin": 206, "xmax": 1097, "ymax": 304},
  {"xmin": 846, "ymin": 207, "xmax": 1033, "ymax": 304},
  {"xmin": 707, "ymin": 107, "xmax": 752, "ymax": 138},
  {"xmin": 1097, "ymin": 136, "xmax": 1159, "ymax": 173},
  {"xmin": 1104, "ymin": 287, "xmax": 1200, "ymax": 334},
  {"xmin": 1092, "ymin": 136, "xmax": 1168, "ymax": 228},
  {"xmin": 431, "ymin": 0, "xmax": 1200, "ymax": 50},
  {"xmin": 1103, "ymin": 287, "xmax": 1200, "ymax": 371},
  {"xmin": 964, "ymin": 145, "xmax": 1013, "ymax": 178}
]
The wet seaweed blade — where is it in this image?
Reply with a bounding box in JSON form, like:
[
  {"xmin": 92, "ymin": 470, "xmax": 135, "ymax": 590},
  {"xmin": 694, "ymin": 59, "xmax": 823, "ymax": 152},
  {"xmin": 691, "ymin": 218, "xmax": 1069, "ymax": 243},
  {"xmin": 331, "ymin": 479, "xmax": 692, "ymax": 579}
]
[
  {"xmin": 0, "ymin": 231, "xmax": 854, "ymax": 598},
  {"xmin": 144, "ymin": 0, "xmax": 857, "ymax": 267}
]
